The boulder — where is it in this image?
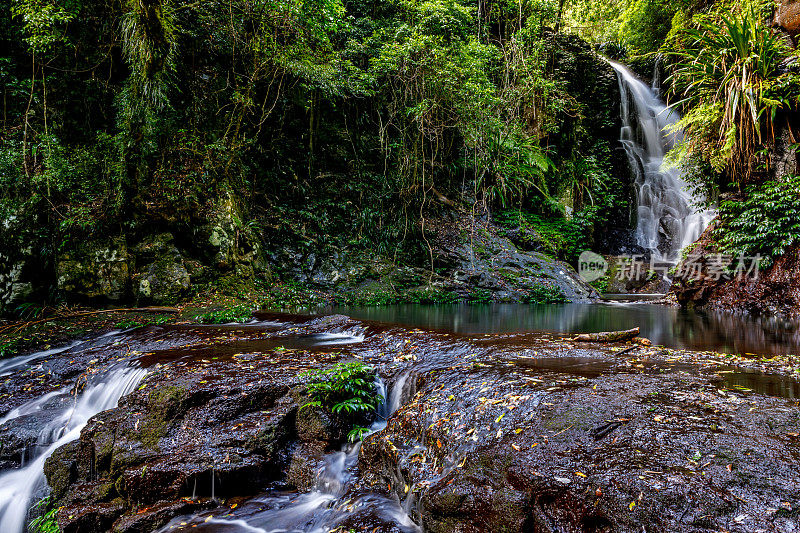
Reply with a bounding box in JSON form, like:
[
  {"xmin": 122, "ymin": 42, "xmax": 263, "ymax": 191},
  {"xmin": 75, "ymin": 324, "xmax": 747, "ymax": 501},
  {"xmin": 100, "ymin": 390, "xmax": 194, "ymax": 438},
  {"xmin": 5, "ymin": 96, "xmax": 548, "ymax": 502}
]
[
  {"xmin": 132, "ymin": 234, "xmax": 190, "ymax": 305},
  {"xmin": 203, "ymin": 192, "xmax": 264, "ymax": 274},
  {"xmin": 426, "ymin": 215, "xmax": 599, "ymax": 303},
  {"xmin": 56, "ymin": 238, "xmax": 130, "ymax": 301},
  {"xmin": 776, "ymin": 0, "xmax": 800, "ymax": 35}
]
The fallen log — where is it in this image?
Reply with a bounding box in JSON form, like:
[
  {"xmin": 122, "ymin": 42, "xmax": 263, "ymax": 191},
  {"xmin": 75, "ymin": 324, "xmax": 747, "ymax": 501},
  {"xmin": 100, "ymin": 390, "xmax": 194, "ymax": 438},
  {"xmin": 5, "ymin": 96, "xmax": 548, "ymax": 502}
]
[
  {"xmin": 574, "ymin": 327, "xmax": 640, "ymax": 343},
  {"xmin": 0, "ymin": 307, "xmax": 180, "ymax": 335}
]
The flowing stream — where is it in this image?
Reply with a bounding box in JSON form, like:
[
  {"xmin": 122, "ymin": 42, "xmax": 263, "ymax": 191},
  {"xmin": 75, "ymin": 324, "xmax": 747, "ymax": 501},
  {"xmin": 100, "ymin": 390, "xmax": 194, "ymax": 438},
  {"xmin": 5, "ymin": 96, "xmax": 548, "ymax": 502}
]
[
  {"xmin": 0, "ymin": 362, "xmax": 146, "ymax": 533},
  {"xmin": 159, "ymin": 375, "xmax": 420, "ymax": 533},
  {"xmin": 609, "ymin": 60, "xmax": 714, "ymax": 260}
]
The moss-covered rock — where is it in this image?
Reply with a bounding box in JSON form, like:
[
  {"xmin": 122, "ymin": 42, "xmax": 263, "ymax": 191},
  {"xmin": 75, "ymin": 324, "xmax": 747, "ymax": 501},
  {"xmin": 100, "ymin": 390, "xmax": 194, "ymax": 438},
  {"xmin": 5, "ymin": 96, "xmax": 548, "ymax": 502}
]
[
  {"xmin": 132, "ymin": 233, "xmax": 191, "ymax": 305},
  {"xmin": 56, "ymin": 237, "xmax": 130, "ymax": 301}
]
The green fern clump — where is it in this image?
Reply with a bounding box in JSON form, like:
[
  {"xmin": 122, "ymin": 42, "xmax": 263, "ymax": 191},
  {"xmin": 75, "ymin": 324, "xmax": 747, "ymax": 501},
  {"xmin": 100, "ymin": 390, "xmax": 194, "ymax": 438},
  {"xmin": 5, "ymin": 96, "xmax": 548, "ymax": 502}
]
[
  {"xmin": 28, "ymin": 497, "xmax": 59, "ymax": 533},
  {"xmin": 524, "ymin": 283, "xmax": 568, "ymax": 304},
  {"xmin": 718, "ymin": 175, "xmax": 800, "ymax": 267},
  {"xmin": 300, "ymin": 361, "xmax": 383, "ymax": 442}
]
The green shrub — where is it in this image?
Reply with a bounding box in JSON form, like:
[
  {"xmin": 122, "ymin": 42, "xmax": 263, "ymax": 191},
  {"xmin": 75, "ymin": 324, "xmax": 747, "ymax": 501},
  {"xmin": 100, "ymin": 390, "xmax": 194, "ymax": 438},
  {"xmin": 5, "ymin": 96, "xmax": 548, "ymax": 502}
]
[
  {"xmin": 718, "ymin": 175, "xmax": 800, "ymax": 267},
  {"xmin": 667, "ymin": 2, "xmax": 795, "ymax": 183},
  {"xmin": 495, "ymin": 209, "xmax": 590, "ymax": 263},
  {"xmin": 196, "ymin": 306, "xmax": 253, "ymax": 324},
  {"xmin": 0, "ymin": 339, "xmax": 19, "ymax": 359},
  {"xmin": 619, "ymin": 0, "xmax": 687, "ymax": 55},
  {"xmin": 300, "ymin": 361, "xmax": 383, "ymax": 442},
  {"xmin": 262, "ymin": 282, "xmax": 324, "ymax": 310},
  {"xmin": 466, "ymin": 288, "xmax": 493, "ymax": 304},
  {"xmin": 405, "ymin": 286, "xmax": 460, "ymax": 304},
  {"xmin": 523, "ymin": 283, "xmax": 568, "ymax": 304}
]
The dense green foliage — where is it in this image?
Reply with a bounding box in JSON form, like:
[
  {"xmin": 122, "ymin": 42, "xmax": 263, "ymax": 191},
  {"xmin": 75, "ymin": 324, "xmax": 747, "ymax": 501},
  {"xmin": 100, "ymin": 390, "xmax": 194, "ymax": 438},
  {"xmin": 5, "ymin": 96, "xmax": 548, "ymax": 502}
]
[
  {"xmin": 2, "ymin": 0, "xmax": 799, "ymax": 305},
  {"xmin": 301, "ymin": 361, "xmax": 383, "ymax": 441},
  {"xmin": 0, "ymin": 0, "xmax": 634, "ymax": 292},
  {"xmin": 196, "ymin": 306, "xmax": 254, "ymax": 324},
  {"xmin": 718, "ymin": 175, "xmax": 800, "ymax": 266},
  {"xmin": 667, "ymin": 1, "xmax": 797, "ymax": 184}
]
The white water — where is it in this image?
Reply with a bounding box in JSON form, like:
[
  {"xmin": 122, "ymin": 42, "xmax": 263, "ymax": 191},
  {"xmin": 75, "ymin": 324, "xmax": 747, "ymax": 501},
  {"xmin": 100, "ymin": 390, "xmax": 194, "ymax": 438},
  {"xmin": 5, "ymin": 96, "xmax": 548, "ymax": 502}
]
[
  {"xmin": 609, "ymin": 61, "xmax": 714, "ymax": 260},
  {"xmin": 0, "ymin": 365, "xmax": 147, "ymax": 533},
  {"xmin": 159, "ymin": 375, "xmax": 419, "ymax": 533}
]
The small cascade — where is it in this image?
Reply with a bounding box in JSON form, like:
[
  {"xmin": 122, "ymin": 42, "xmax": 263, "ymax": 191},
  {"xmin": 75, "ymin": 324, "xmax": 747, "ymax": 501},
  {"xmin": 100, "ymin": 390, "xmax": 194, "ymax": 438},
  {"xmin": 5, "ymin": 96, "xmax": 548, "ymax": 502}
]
[
  {"xmin": 0, "ymin": 365, "xmax": 147, "ymax": 533},
  {"xmin": 609, "ymin": 60, "xmax": 714, "ymax": 261},
  {"xmin": 159, "ymin": 374, "xmax": 420, "ymax": 533}
]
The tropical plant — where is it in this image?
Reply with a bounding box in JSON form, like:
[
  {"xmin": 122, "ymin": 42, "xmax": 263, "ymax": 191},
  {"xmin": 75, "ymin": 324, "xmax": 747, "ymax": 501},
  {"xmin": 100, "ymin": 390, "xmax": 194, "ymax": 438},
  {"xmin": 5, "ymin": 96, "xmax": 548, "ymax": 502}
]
[
  {"xmin": 524, "ymin": 283, "xmax": 568, "ymax": 304},
  {"xmin": 667, "ymin": 2, "xmax": 795, "ymax": 185},
  {"xmin": 28, "ymin": 497, "xmax": 59, "ymax": 533},
  {"xmin": 300, "ymin": 361, "xmax": 383, "ymax": 435},
  {"xmin": 717, "ymin": 174, "xmax": 800, "ymax": 267}
]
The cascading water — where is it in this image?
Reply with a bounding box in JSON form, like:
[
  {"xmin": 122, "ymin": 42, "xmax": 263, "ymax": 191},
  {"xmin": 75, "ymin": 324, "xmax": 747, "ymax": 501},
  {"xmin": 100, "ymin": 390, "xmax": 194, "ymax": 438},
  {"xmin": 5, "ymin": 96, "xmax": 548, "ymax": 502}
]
[
  {"xmin": 0, "ymin": 364, "xmax": 146, "ymax": 533},
  {"xmin": 158, "ymin": 374, "xmax": 420, "ymax": 533},
  {"xmin": 609, "ymin": 60, "xmax": 714, "ymax": 261}
]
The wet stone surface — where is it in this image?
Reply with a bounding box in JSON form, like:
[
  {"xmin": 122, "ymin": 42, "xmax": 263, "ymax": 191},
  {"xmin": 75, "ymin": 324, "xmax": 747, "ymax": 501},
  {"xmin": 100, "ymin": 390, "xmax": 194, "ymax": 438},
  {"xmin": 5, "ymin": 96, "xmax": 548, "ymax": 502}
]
[{"xmin": 0, "ymin": 312, "xmax": 798, "ymax": 532}]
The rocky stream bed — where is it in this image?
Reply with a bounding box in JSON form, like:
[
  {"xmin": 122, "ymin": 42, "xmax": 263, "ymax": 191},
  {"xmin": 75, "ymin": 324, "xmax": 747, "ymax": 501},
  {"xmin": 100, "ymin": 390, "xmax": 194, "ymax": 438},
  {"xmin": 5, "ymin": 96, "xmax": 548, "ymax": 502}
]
[{"xmin": 1, "ymin": 313, "xmax": 799, "ymax": 532}]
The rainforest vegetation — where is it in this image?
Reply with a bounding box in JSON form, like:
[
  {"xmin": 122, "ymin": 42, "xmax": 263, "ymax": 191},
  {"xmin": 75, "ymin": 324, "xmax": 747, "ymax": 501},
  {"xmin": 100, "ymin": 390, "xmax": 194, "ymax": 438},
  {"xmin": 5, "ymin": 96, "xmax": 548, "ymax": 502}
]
[
  {"xmin": 0, "ymin": 0, "xmax": 798, "ymax": 312},
  {"xmin": 3, "ymin": 2, "xmax": 800, "ymax": 531}
]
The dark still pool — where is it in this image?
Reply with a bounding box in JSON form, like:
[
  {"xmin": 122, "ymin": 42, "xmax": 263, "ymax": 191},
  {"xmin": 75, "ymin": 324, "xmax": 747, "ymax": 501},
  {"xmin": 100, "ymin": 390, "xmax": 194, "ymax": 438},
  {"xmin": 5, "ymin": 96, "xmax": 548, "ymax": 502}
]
[{"xmin": 316, "ymin": 303, "xmax": 800, "ymax": 356}]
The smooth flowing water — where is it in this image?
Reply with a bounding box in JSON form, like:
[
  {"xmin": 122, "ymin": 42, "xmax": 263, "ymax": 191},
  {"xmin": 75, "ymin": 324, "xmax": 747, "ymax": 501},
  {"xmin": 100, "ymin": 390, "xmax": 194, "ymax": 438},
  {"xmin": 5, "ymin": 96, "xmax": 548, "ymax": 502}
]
[
  {"xmin": 0, "ymin": 363, "xmax": 146, "ymax": 533},
  {"xmin": 158, "ymin": 377, "xmax": 419, "ymax": 533},
  {"xmin": 610, "ymin": 61, "xmax": 714, "ymax": 260}
]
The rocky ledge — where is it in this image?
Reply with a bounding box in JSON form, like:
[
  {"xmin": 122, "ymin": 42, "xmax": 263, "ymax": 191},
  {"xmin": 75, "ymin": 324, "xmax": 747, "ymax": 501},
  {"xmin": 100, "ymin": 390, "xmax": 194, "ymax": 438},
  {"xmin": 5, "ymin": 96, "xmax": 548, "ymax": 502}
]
[{"xmin": 1, "ymin": 315, "xmax": 798, "ymax": 532}]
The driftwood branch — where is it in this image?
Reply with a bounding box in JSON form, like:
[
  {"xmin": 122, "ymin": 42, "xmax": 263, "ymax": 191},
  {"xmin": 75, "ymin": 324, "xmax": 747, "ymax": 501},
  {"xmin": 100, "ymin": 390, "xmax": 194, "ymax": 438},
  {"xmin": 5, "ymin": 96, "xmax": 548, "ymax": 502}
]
[
  {"xmin": 0, "ymin": 307, "xmax": 180, "ymax": 335},
  {"xmin": 574, "ymin": 327, "xmax": 640, "ymax": 343}
]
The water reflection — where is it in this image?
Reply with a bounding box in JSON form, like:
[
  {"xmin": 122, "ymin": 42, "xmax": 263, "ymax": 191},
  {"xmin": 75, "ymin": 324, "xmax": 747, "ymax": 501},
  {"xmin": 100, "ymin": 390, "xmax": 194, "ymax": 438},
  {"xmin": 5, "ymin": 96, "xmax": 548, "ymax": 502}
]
[{"xmin": 318, "ymin": 303, "xmax": 800, "ymax": 356}]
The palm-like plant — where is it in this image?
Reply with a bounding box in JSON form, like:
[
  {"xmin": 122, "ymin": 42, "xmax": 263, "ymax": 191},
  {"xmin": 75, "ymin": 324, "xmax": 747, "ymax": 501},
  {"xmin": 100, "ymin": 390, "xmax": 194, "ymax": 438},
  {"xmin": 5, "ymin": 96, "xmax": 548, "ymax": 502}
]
[{"xmin": 667, "ymin": 2, "xmax": 793, "ymax": 185}]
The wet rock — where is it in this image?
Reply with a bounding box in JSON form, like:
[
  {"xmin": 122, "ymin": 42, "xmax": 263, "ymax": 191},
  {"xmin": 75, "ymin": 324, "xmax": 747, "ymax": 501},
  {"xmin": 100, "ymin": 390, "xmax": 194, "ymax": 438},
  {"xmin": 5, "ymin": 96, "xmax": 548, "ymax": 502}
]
[
  {"xmin": 43, "ymin": 441, "xmax": 80, "ymax": 499},
  {"xmin": 360, "ymin": 342, "xmax": 800, "ymax": 532},
  {"xmin": 44, "ymin": 341, "xmax": 363, "ymax": 533},
  {"xmin": 426, "ymin": 215, "xmax": 598, "ymax": 303},
  {"xmin": 203, "ymin": 193, "xmax": 264, "ymax": 274},
  {"xmin": 56, "ymin": 238, "xmax": 130, "ymax": 301},
  {"xmin": 770, "ymin": 125, "xmax": 799, "ymax": 181},
  {"xmin": 132, "ymin": 233, "xmax": 190, "ymax": 305},
  {"xmin": 286, "ymin": 442, "xmax": 325, "ymax": 491},
  {"xmin": 0, "ymin": 256, "xmax": 34, "ymax": 314},
  {"xmin": 777, "ymin": 0, "xmax": 800, "ymax": 36},
  {"xmin": 0, "ymin": 209, "xmax": 49, "ymax": 315}
]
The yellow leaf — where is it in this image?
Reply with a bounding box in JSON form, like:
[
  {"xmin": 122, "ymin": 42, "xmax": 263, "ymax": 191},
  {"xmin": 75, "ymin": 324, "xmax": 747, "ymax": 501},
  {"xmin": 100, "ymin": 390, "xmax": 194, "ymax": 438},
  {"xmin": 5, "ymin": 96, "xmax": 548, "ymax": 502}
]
[
  {"xmin": 629, "ymin": 501, "xmax": 636, "ymax": 511},
  {"xmin": 575, "ymin": 472, "xmax": 587, "ymax": 478}
]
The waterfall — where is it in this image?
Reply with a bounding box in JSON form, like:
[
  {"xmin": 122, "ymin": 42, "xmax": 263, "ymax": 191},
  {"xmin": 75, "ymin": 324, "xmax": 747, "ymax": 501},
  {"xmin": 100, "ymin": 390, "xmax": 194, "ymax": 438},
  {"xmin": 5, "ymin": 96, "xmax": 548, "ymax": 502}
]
[
  {"xmin": 609, "ymin": 60, "xmax": 714, "ymax": 261},
  {"xmin": 0, "ymin": 365, "xmax": 146, "ymax": 533}
]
